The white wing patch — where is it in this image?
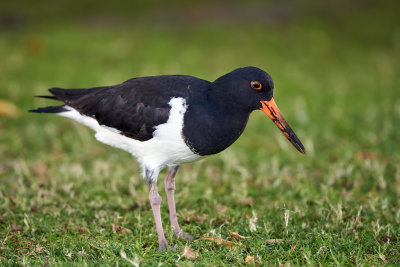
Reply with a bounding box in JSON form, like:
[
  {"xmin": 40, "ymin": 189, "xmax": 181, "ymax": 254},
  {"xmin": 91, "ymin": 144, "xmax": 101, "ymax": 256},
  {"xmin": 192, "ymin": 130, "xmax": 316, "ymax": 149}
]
[{"xmin": 58, "ymin": 97, "xmax": 201, "ymax": 182}]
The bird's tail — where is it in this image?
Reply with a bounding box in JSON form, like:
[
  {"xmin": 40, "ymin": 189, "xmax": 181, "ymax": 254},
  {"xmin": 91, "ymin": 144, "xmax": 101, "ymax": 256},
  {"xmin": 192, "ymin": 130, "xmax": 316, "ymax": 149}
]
[
  {"xmin": 29, "ymin": 90, "xmax": 69, "ymax": 114},
  {"xmin": 30, "ymin": 86, "xmax": 110, "ymax": 114},
  {"xmin": 29, "ymin": 105, "xmax": 68, "ymax": 114}
]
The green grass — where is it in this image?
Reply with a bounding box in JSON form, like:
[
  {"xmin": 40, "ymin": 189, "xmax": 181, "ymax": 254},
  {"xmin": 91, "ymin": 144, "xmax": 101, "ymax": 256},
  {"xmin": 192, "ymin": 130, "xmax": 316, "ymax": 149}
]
[{"xmin": 1, "ymin": 1, "xmax": 400, "ymax": 265}]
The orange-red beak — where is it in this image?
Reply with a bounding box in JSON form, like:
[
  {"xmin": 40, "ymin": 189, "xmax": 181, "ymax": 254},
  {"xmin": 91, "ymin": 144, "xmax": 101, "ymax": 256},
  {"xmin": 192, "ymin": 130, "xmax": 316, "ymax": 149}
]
[{"xmin": 260, "ymin": 98, "xmax": 306, "ymax": 154}]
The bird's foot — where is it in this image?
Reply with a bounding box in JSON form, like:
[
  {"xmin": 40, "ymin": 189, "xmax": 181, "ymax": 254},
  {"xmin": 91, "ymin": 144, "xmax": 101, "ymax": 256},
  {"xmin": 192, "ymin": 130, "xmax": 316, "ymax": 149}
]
[
  {"xmin": 157, "ymin": 240, "xmax": 177, "ymax": 251},
  {"xmin": 157, "ymin": 239, "xmax": 169, "ymax": 251},
  {"xmin": 175, "ymin": 230, "xmax": 193, "ymax": 241}
]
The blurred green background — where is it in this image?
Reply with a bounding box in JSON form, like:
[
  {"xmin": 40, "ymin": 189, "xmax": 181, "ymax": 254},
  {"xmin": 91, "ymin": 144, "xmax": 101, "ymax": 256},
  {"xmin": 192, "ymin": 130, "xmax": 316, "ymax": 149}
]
[{"xmin": 0, "ymin": 0, "xmax": 399, "ymax": 265}]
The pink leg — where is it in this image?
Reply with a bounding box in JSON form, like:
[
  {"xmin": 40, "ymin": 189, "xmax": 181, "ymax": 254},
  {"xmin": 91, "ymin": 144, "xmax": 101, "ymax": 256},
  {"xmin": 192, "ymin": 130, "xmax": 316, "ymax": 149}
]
[
  {"xmin": 149, "ymin": 181, "xmax": 168, "ymax": 250},
  {"xmin": 164, "ymin": 166, "xmax": 192, "ymax": 240}
]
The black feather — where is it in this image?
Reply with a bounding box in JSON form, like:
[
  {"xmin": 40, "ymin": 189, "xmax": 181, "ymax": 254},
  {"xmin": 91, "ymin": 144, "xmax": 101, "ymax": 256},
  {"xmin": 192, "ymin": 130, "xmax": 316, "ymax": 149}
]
[
  {"xmin": 29, "ymin": 106, "xmax": 68, "ymax": 113},
  {"xmin": 31, "ymin": 76, "xmax": 211, "ymax": 141},
  {"xmin": 35, "ymin": 95, "xmax": 57, "ymax": 100}
]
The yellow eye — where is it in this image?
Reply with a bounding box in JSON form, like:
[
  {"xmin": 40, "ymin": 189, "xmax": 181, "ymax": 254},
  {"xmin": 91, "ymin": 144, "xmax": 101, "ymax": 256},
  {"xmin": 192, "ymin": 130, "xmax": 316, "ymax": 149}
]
[{"xmin": 251, "ymin": 81, "xmax": 262, "ymax": 90}]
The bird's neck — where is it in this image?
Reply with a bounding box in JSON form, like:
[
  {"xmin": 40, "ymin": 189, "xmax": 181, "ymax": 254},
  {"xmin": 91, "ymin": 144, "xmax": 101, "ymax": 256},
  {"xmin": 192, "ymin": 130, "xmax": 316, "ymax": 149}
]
[{"xmin": 182, "ymin": 101, "xmax": 251, "ymax": 156}]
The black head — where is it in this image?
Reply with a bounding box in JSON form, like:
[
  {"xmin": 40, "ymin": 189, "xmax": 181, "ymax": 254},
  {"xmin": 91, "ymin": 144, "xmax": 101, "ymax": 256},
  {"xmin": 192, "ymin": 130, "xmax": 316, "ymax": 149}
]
[
  {"xmin": 212, "ymin": 66, "xmax": 274, "ymax": 111},
  {"xmin": 211, "ymin": 66, "xmax": 306, "ymax": 154}
]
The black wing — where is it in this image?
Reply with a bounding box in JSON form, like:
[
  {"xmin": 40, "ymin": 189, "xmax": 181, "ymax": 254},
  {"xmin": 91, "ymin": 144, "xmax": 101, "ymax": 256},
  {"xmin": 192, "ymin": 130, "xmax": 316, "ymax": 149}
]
[{"xmin": 33, "ymin": 75, "xmax": 211, "ymax": 141}]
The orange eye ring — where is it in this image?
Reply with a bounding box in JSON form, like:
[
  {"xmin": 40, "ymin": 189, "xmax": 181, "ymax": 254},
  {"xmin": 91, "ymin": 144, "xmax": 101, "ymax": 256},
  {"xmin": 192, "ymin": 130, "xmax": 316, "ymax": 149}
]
[{"xmin": 251, "ymin": 81, "xmax": 262, "ymax": 90}]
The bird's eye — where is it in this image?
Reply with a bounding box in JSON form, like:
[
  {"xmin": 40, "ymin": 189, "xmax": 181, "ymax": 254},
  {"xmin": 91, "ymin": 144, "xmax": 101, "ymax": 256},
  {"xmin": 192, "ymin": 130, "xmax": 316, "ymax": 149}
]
[{"xmin": 250, "ymin": 81, "xmax": 262, "ymax": 90}]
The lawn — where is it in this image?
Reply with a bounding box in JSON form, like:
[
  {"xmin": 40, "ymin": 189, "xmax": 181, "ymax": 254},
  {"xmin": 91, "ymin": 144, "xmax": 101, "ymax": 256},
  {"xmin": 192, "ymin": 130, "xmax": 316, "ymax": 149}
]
[{"xmin": 0, "ymin": 1, "xmax": 399, "ymax": 265}]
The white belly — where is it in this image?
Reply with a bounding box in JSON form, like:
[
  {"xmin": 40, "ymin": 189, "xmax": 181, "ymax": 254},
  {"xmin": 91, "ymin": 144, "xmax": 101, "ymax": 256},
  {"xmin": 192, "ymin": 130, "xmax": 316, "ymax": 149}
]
[{"xmin": 58, "ymin": 97, "xmax": 202, "ymax": 180}]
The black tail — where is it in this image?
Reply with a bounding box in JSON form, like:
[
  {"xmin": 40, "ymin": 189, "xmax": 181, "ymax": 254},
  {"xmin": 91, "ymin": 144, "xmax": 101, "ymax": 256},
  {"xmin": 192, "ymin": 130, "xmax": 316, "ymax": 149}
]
[
  {"xmin": 33, "ymin": 86, "xmax": 108, "ymax": 102},
  {"xmin": 29, "ymin": 105, "xmax": 68, "ymax": 113},
  {"xmin": 30, "ymin": 86, "xmax": 110, "ymax": 114},
  {"xmin": 30, "ymin": 88, "xmax": 70, "ymax": 114},
  {"xmin": 49, "ymin": 86, "xmax": 109, "ymax": 102},
  {"xmin": 35, "ymin": 95, "xmax": 57, "ymax": 100},
  {"xmin": 49, "ymin": 87, "xmax": 92, "ymax": 101}
]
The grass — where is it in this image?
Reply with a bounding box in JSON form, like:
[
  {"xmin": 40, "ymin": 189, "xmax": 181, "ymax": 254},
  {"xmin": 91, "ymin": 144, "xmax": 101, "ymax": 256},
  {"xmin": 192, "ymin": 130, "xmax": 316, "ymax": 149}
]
[{"xmin": 1, "ymin": 1, "xmax": 400, "ymax": 265}]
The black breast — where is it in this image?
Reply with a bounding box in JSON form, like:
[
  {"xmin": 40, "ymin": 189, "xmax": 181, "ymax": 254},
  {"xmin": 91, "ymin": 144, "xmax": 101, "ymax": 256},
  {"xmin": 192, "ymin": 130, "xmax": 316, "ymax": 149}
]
[{"xmin": 182, "ymin": 104, "xmax": 250, "ymax": 156}]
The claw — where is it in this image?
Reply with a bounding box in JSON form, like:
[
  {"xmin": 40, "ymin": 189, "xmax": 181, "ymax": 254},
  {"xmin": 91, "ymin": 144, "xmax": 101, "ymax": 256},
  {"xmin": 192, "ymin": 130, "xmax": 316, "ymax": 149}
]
[
  {"xmin": 182, "ymin": 232, "xmax": 193, "ymax": 241},
  {"xmin": 158, "ymin": 240, "xmax": 169, "ymax": 251},
  {"xmin": 175, "ymin": 230, "xmax": 193, "ymax": 241},
  {"xmin": 157, "ymin": 240, "xmax": 178, "ymax": 251}
]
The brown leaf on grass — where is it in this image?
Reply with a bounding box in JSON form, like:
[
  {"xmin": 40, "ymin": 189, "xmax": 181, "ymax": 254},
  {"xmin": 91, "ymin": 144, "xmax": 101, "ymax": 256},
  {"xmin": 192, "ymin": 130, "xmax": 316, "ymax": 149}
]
[
  {"xmin": 111, "ymin": 224, "xmax": 133, "ymax": 234},
  {"xmin": 11, "ymin": 223, "xmax": 23, "ymax": 232},
  {"xmin": 245, "ymin": 255, "xmax": 262, "ymax": 264},
  {"xmin": 0, "ymin": 100, "xmax": 19, "ymax": 118},
  {"xmin": 90, "ymin": 244, "xmax": 100, "ymax": 250},
  {"xmin": 240, "ymin": 198, "xmax": 253, "ymax": 206},
  {"xmin": 194, "ymin": 236, "xmax": 238, "ymax": 249},
  {"xmin": 212, "ymin": 218, "xmax": 230, "ymax": 226},
  {"xmin": 356, "ymin": 151, "xmax": 388, "ymax": 162},
  {"xmin": 378, "ymin": 236, "xmax": 398, "ymax": 243},
  {"xmin": 3, "ymin": 234, "xmax": 14, "ymax": 243},
  {"xmin": 356, "ymin": 151, "xmax": 376, "ymax": 160},
  {"xmin": 215, "ymin": 203, "xmax": 229, "ymax": 215},
  {"xmin": 30, "ymin": 206, "xmax": 38, "ymax": 212},
  {"xmin": 75, "ymin": 226, "xmax": 88, "ymax": 234},
  {"xmin": 35, "ymin": 245, "xmax": 45, "ymax": 253},
  {"xmin": 245, "ymin": 255, "xmax": 254, "ymax": 264},
  {"xmin": 11, "ymin": 239, "xmax": 31, "ymax": 248},
  {"xmin": 182, "ymin": 245, "xmax": 198, "ymax": 260},
  {"xmin": 229, "ymin": 232, "xmax": 249, "ymax": 240},
  {"xmin": 182, "ymin": 211, "xmax": 207, "ymax": 225},
  {"xmin": 32, "ymin": 162, "xmax": 50, "ymax": 186},
  {"xmin": 0, "ymin": 256, "xmax": 7, "ymax": 263},
  {"xmin": 266, "ymin": 239, "xmax": 284, "ymax": 244},
  {"xmin": 387, "ymin": 257, "xmax": 400, "ymax": 263}
]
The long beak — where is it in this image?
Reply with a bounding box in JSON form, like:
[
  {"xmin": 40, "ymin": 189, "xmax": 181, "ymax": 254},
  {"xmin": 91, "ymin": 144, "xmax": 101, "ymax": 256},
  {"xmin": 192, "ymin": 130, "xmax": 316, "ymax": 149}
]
[{"xmin": 260, "ymin": 98, "xmax": 306, "ymax": 154}]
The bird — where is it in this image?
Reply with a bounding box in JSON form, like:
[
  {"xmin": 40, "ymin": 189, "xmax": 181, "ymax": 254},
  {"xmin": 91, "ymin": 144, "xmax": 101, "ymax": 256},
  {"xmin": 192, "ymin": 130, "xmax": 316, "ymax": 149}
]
[{"xmin": 30, "ymin": 66, "xmax": 305, "ymax": 250}]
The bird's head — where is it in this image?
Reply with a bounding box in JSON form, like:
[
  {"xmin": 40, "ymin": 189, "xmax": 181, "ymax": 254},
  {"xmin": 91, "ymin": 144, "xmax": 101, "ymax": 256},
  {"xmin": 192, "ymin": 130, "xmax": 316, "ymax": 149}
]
[{"xmin": 212, "ymin": 66, "xmax": 306, "ymax": 154}]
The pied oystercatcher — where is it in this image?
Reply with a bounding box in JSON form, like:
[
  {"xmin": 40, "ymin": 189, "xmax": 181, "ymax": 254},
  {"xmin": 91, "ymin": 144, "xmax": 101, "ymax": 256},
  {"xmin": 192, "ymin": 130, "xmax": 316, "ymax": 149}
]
[{"xmin": 30, "ymin": 66, "xmax": 305, "ymax": 250}]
